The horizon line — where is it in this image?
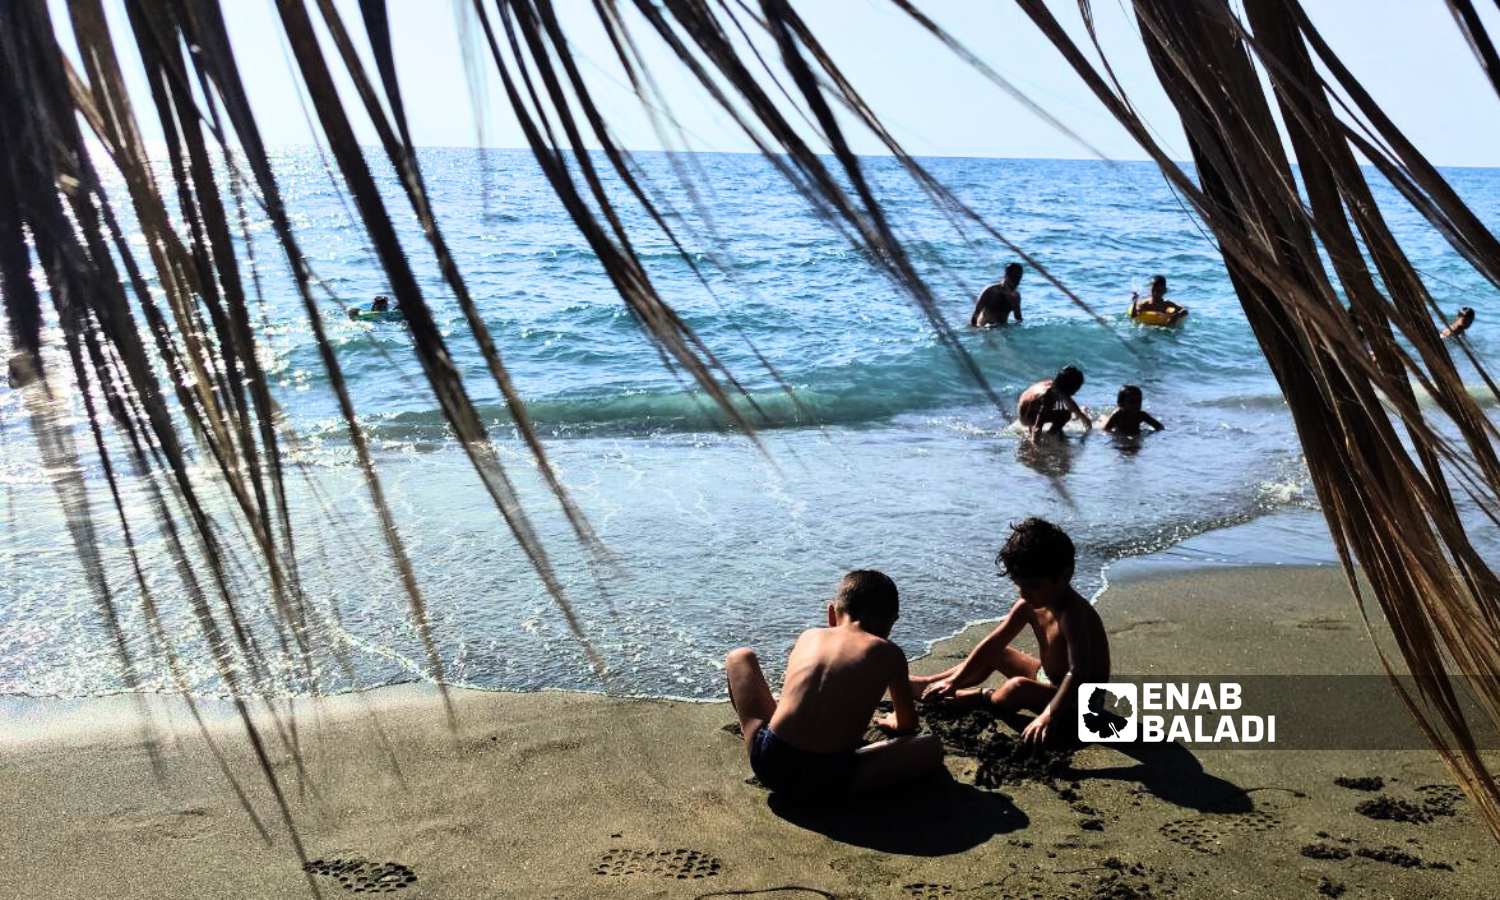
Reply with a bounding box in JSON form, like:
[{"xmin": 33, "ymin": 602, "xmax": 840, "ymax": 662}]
[{"xmin": 248, "ymin": 143, "xmax": 1500, "ymax": 170}]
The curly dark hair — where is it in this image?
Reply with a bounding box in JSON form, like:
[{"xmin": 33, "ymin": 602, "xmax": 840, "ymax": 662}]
[
  {"xmin": 996, "ymin": 518, "xmax": 1075, "ymax": 581},
  {"xmin": 834, "ymin": 570, "xmax": 899, "ymax": 626},
  {"xmin": 1117, "ymin": 384, "xmax": 1143, "ymax": 407},
  {"xmin": 1053, "ymin": 365, "xmax": 1084, "ymax": 396}
]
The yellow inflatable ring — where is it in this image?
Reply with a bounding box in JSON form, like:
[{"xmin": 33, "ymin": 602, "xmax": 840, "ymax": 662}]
[{"xmin": 1130, "ymin": 303, "xmax": 1188, "ymax": 327}]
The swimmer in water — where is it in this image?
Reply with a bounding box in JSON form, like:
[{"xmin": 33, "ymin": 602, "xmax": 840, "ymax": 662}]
[
  {"xmin": 1441, "ymin": 306, "xmax": 1475, "ymax": 339},
  {"xmin": 971, "ymin": 263, "xmax": 1024, "ymax": 327},
  {"xmin": 1129, "ymin": 275, "xmax": 1185, "ymax": 321},
  {"xmin": 1101, "ymin": 385, "xmax": 1164, "ymax": 437},
  {"xmin": 1018, "ymin": 366, "xmax": 1091, "ymax": 442}
]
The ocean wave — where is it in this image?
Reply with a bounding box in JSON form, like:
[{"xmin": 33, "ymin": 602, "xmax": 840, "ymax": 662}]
[
  {"xmin": 279, "ymin": 314, "xmax": 1271, "ymax": 434},
  {"xmin": 1193, "ymin": 381, "xmax": 1500, "ymax": 411}
]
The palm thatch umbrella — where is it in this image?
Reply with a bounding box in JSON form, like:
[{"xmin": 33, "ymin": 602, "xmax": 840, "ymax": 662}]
[{"xmin": 2, "ymin": 0, "xmax": 1499, "ymax": 874}]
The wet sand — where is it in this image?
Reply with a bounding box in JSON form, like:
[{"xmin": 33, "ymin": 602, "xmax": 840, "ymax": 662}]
[{"xmin": 2, "ymin": 565, "xmax": 1497, "ymax": 898}]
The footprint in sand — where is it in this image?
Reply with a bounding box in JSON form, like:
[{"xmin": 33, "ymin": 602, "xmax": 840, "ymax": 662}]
[
  {"xmin": 593, "ymin": 847, "xmax": 723, "ymax": 880},
  {"xmin": 1159, "ymin": 808, "xmax": 1284, "ymax": 854},
  {"xmin": 303, "ymin": 858, "xmax": 417, "ymax": 893},
  {"xmin": 106, "ymin": 806, "xmax": 214, "ymax": 841}
]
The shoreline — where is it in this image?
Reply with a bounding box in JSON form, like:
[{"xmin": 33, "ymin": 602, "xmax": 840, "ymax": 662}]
[
  {"xmin": 0, "ymin": 509, "xmax": 1342, "ymax": 711},
  {"xmin": 5, "ymin": 563, "xmax": 1498, "ymax": 899}
]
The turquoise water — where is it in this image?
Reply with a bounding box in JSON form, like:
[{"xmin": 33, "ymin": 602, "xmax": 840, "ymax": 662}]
[{"xmin": 1, "ymin": 151, "xmax": 1496, "ymax": 698}]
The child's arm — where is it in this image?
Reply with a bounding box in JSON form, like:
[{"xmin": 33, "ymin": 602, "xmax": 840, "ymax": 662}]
[
  {"xmin": 1012, "ymin": 290, "xmax": 1023, "ymax": 323},
  {"xmin": 1024, "ymin": 396, "xmax": 1044, "ymax": 442},
  {"xmin": 1068, "ymin": 396, "xmax": 1093, "ymax": 432},
  {"xmin": 1022, "ymin": 661, "xmax": 1076, "ymax": 748},
  {"xmin": 1020, "ymin": 606, "xmax": 1094, "ymax": 747},
  {"xmin": 875, "ymin": 647, "xmax": 920, "ymax": 734},
  {"xmin": 1101, "ymin": 410, "xmax": 1120, "ymax": 434},
  {"xmin": 969, "ymin": 292, "xmax": 985, "ymax": 327},
  {"xmin": 1142, "ymin": 412, "xmax": 1165, "ymax": 432},
  {"xmin": 923, "ymin": 604, "xmax": 1028, "ymax": 700}
]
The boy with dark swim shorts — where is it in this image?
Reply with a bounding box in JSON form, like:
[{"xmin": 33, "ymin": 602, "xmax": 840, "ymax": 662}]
[{"xmin": 724, "ymin": 571, "xmax": 944, "ymax": 801}]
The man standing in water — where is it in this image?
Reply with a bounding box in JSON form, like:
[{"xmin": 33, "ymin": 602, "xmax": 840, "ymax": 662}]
[{"xmin": 971, "ymin": 262, "xmax": 1024, "ymax": 327}]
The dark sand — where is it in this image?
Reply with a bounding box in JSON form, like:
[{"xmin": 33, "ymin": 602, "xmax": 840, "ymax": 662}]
[{"xmin": 2, "ymin": 565, "xmax": 1497, "ymax": 898}]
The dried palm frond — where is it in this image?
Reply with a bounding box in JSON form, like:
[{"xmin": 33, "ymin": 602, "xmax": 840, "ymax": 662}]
[
  {"xmin": 994, "ymin": 0, "xmax": 1500, "ymax": 836},
  {"xmin": 4, "ymin": 0, "xmax": 1040, "ymax": 863}
]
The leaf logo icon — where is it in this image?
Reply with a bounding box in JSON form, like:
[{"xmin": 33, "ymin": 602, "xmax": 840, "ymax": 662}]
[{"xmin": 1082, "ymin": 686, "xmax": 1134, "ymax": 739}]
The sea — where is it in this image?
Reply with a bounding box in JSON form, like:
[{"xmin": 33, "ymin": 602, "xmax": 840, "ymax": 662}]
[{"xmin": 1, "ymin": 149, "xmax": 1496, "ymax": 700}]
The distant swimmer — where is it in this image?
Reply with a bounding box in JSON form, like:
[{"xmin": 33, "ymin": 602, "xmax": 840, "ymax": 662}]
[
  {"xmin": 1018, "ymin": 365, "xmax": 1091, "ymax": 441},
  {"xmin": 971, "ymin": 262, "xmax": 1024, "ymax": 327},
  {"xmin": 1101, "ymin": 385, "xmax": 1163, "ymax": 437},
  {"xmin": 1129, "ymin": 275, "xmax": 1188, "ymax": 326},
  {"xmin": 1441, "ymin": 306, "xmax": 1475, "ymax": 339},
  {"xmin": 348, "ymin": 294, "xmax": 405, "ymax": 322}
]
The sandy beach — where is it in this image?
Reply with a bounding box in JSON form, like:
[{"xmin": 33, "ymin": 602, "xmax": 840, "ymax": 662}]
[{"xmin": 3, "ymin": 564, "xmax": 1497, "ymax": 899}]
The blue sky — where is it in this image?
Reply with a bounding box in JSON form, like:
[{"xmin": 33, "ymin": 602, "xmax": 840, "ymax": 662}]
[{"xmin": 50, "ymin": 1, "xmax": 1500, "ymax": 166}]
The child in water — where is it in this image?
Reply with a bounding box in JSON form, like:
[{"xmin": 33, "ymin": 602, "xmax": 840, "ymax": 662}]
[
  {"xmin": 1130, "ymin": 275, "xmax": 1187, "ymax": 322},
  {"xmin": 1101, "ymin": 385, "xmax": 1164, "ymax": 436},
  {"xmin": 1018, "ymin": 366, "xmax": 1091, "ymax": 441},
  {"xmin": 912, "ymin": 518, "xmax": 1110, "ymax": 748},
  {"xmin": 723, "ymin": 571, "xmax": 944, "ymax": 801}
]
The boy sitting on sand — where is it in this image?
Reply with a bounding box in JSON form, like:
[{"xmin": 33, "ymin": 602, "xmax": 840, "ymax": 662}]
[
  {"xmin": 911, "ymin": 519, "xmax": 1110, "ymax": 748},
  {"xmin": 724, "ymin": 571, "xmax": 944, "ymax": 801},
  {"xmin": 1101, "ymin": 385, "xmax": 1164, "ymax": 437}
]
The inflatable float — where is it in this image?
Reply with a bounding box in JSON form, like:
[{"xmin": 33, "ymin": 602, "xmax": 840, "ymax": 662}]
[{"xmin": 1129, "ymin": 300, "xmax": 1188, "ymax": 327}]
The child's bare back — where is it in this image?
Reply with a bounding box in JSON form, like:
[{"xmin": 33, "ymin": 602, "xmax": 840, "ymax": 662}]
[
  {"xmin": 724, "ymin": 571, "xmax": 944, "ymax": 800},
  {"xmin": 1022, "ymin": 589, "xmax": 1110, "ymax": 686},
  {"xmin": 771, "ymin": 626, "xmax": 903, "ymax": 753},
  {"xmin": 1102, "ymin": 385, "xmax": 1163, "ymax": 437}
]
